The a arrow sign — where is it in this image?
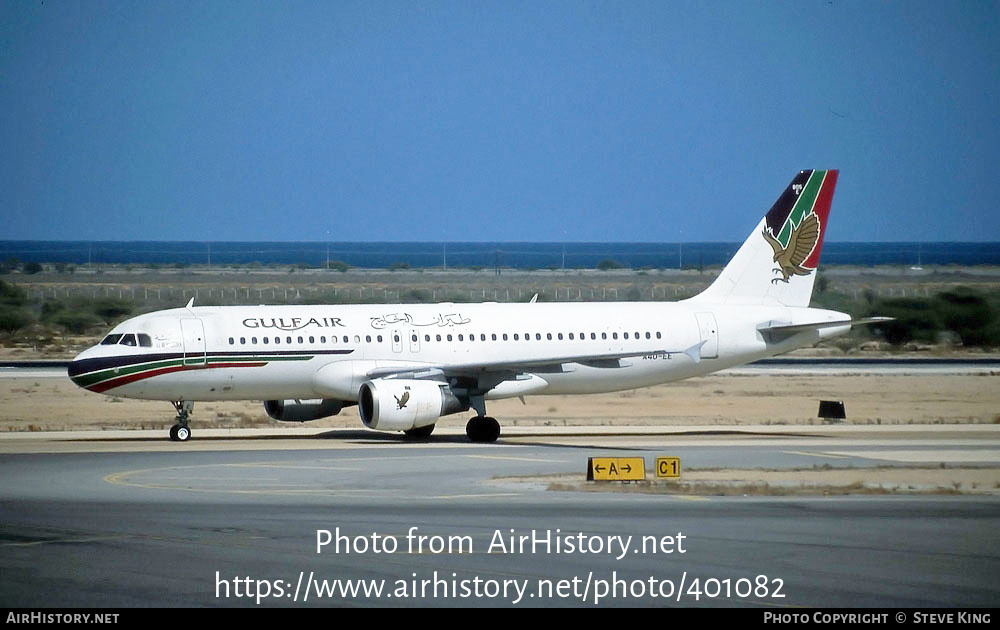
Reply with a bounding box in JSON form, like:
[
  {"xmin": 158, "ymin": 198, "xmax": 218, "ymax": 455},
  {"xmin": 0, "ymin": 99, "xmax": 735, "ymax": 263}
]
[{"xmin": 587, "ymin": 457, "xmax": 646, "ymax": 482}]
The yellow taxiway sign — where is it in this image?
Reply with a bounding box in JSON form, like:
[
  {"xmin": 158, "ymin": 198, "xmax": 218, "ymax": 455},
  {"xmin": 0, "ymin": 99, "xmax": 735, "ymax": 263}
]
[
  {"xmin": 656, "ymin": 456, "xmax": 682, "ymax": 479},
  {"xmin": 587, "ymin": 457, "xmax": 646, "ymax": 481}
]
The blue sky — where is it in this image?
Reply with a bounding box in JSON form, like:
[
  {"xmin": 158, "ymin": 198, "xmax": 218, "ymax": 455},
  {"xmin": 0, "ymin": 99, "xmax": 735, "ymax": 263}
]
[{"xmin": 2, "ymin": 1, "xmax": 997, "ymax": 242}]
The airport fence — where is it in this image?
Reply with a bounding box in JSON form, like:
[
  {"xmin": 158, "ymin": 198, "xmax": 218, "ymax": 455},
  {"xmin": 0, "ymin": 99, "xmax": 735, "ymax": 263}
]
[{"xmin": 20, "ymin": 283, "xmax": 943, "ymax": 306}]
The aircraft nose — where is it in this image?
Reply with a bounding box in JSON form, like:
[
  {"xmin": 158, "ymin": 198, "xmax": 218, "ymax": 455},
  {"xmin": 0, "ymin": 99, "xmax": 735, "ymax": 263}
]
[{"xmin": 67, "ymin": 349, "xmax": 97, "ymax": 389}]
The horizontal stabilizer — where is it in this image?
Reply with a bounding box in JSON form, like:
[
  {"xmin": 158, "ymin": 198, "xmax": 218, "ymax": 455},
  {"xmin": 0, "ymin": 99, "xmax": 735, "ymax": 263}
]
[{"xmin": 757, "ymin": 317, "xmax": 894, "ymax": 342}]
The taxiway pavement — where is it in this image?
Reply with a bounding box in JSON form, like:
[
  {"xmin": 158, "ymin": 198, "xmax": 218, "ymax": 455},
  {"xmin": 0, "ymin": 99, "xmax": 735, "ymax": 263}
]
[{"xmin": 1, "ymin": 427, "xmax": 997, "ymax": 607}]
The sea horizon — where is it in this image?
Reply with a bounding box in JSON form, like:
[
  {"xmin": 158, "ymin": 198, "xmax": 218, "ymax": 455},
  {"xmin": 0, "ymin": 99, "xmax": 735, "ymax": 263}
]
[{"xmin": 1, "ymin": 240, "xmax": 997, "ymax": 269}]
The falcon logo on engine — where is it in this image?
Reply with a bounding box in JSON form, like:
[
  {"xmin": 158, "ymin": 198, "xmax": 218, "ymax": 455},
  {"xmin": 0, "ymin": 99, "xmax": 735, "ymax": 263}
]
[{"xmin": 395, "ymin": 390, "xmax": 410, "ymax": 410}]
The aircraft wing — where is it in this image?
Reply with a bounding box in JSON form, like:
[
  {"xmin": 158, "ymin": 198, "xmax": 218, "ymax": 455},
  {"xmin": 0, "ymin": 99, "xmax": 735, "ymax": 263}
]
[{"xmin": 365, "ymin": 341, "xmax": 707, "ymax": 380}]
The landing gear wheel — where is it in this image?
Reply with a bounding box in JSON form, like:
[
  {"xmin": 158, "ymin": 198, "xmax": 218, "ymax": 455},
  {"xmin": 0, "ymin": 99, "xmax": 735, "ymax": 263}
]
[
  {"xmin": 466, "ymin": 416, "xmax": 501, "ymax": 443},
  {"xmin": 404, "ymin": 424, "xmax": 435, "ymax": 439},
  {"xmin": 169, "ymin": 400, "xmax": 194, "ymax": 443}
]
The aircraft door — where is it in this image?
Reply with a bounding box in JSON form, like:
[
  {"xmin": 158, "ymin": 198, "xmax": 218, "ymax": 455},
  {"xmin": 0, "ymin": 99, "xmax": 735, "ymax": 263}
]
[
  {"xmin": 391, "ymin": 330, "xmax": 403, "ymax": 353},
  {"xmin": 694, "ymin": 312, "xmax": 719, "ymax": 359},
  {"xmin": 408, "ymin": 329, "xmax": 421, "ymax": 353},
  {"xmin": 181, "ymin": 318, "xmax": 207, "ymax": 367}
]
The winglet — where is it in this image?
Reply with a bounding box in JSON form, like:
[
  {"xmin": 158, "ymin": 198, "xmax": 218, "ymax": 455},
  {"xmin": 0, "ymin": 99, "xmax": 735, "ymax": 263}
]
[
  {"xmin": 683, "ymin": 340, "xmax": 707, "ymax": 364},
  {"xmin": 529, "ymin": 293, "xmax": 539, "ymax": 304},
  {"xmin": 185, "ymin": 297, "xmax": 195, "ymax": 311}
]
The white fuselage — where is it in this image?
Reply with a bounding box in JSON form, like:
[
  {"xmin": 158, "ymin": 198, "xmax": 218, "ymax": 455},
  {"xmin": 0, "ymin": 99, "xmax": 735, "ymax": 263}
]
[{"xmin": 69, "ymin": 300, "xmax": 850, "ymax": 403}]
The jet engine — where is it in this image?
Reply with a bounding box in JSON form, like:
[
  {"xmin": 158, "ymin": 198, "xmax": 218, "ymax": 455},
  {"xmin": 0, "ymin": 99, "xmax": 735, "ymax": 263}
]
[
  {"xmin": 358, "ymin": 378, "xmax": 466, "ymax": 432},
  {"xmin": 264, "ymin": 399, "xmax": 346, "ymax": 422}
]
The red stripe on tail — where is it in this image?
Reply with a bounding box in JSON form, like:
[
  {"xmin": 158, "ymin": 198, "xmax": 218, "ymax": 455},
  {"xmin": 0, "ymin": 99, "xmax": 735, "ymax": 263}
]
[{"xmin": 804, "ymin": 170, "xmax": 838, "ymax": 269}]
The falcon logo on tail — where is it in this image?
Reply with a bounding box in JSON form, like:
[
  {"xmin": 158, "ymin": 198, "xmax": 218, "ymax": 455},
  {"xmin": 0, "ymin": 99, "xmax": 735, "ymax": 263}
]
[
  {"xmin": 763, "ymin": 213, "xmax": 820, "ymax": 283},
  {"xmin": 760, "ymin": 169, "xmax": 836, "ymax": 285}
]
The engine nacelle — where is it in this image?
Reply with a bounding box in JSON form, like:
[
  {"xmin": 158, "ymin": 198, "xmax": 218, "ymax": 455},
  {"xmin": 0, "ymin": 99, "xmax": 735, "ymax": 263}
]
[
  {"xmin": 264, "ymin": 399, "xmax": 345, "ymax": 422},
  {"xmin": 358, "ymin": 379, "xmax": 466, "ymax": 432}
]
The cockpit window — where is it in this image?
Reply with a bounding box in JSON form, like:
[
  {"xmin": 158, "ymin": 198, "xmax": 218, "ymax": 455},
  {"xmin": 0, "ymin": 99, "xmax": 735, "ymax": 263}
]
[
  {"xmin": 100, "ymin": 334, "xmax": 122, "ymax": 345},
  {"xmin": 137, "ymin": 334, "xmax": 152, "ymax": 347},
  {"xmin": 119, "ymin": 334, "xmax": 137, "ymax": 346}
]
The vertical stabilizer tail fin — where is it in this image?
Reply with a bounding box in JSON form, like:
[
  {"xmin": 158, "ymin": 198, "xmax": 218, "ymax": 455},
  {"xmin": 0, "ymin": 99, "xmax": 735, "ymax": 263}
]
[{"xmin": 688, "ymin": 169, "xmax": 838, "ymax": 307}]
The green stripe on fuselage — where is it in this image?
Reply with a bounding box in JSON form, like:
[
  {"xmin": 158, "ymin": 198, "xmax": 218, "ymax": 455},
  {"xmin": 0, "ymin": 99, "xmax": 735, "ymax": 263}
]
[
  {"xmin": 72, "ymin": 358, "xmax": 184, "ymax": 388},
  {"xmin": 776, "ymin": 169, "xmax": 826, "ymax": 247},
  {"xmin": 72, "ymin": 353, "xmax": 314, "ymax": 388}
]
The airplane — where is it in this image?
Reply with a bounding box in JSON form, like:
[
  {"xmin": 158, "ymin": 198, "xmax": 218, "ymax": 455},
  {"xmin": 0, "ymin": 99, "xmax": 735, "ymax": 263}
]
[{"xmin": 68, "ymin": 169, "xmax": 888, "ymax": 443}]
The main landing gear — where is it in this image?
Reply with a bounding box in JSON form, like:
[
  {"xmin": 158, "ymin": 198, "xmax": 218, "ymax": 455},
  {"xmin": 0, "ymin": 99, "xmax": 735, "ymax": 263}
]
[
  {"xmin": 462, "ymin": 393, "xmax": 500, "ymax": 443},
  {"xmin": 466, "ymin": 416, "xmax": 501, "ymax": 443},
  {"xmin": 169, "ymin": 400, "xmax": 193, "ymax": 442}
]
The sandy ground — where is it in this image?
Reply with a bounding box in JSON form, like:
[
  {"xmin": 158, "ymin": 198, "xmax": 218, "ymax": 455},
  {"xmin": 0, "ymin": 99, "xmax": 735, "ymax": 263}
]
[
  {"xmin": 3, "ymin": 370, "xmax": 997, "ymax": 495},
  {"xmin": 2, "ymin": 371, "xmax": 998, "ymax": 432}
]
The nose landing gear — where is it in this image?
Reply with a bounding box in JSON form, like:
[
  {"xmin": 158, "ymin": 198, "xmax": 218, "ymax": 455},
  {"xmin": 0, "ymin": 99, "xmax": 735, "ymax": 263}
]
[{"xmin": 169, "ymin": 400, "xmax": 193, "ymax": 442}]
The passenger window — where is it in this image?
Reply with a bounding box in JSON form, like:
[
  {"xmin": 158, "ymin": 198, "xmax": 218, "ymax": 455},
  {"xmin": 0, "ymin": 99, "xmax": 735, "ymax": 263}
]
[
  {"xmin": 613, "ymin": 333, "xmax": 618, "ymax": 340},
  {"xmin": 354, "ymin": 335, "xmax": 360, "ymax": 343},
  {"xmin": 569, "ymin": 333, "xmax": 574, "ymax": 340},
  {"xmin": 286, "ymin": 336, "xmax": 292, "ymax": 344},
  {"xmin": 503, "ymin": 334, "xmax": 508, "ymax": 341},
  {"xmin": 343, "ymin": 336, "xmax": 349, "ymax": 343},
  {"xmin": 309, "ymin": 336, "xmax": 314, "ymax": 343},
  {"xmin": 366, "ymin": 335, "xmax": 372, "ymax": 343},
  {"xmin": 412, "ymin": 334, "xmax": 418, "ymax": 342},
  {"xmin": 320, "ymin": 336, "xmax": 325, "ymax": 343},
  {"xmin": 240, "ymin": 337, "xmax": 246, "ymax": 344},
  {"xmin": 229, "ymin": 337, "xmax": 234, "ymax": 345},
  {"xmin": 513, "ymin": 334, "xmax": 519, "ymax": 340},
  {"xmin": 436, "ymin": 335, "xmax": 442, "ymax": 342},
  {"xmin": 656, "ymin": 332, "xmax": 662, "ymax": 339},
  {"xmin": 646, "ymin": 332, "xmax": 651, "ymax": 339},
  {"xmin": 138, "ymin": 334, "xmax": 152, "ymax": 347},
  {"xmin": 263, "ymin": 337, "xmax": 269, "ymax": 344},
  {"xmin": 602, "ymin": 333, "xmax": 607, "ymax": 340},
  {"xmin": 100, "ymin": 334, "xmax": 122, "ymax": 345},
  {"xmin": 458, "ymin": 334, "xmax": 464, "ymax": 341},
  {"xmin": 535, "ymin": 333, "xmax": 541, "ymax": 340},
  {"xmin": 481, "ymin": 334, "xmax": 486, "ymax": 341},
  {"xmin": 447, "ymin": 334, "xmax": 453, "ymax": 341},
  {"xmin": 394, "ymin": 335, "xmax": 400, "ymax": 343},
  {"xmin": 624, "ymin": 333, "xmax": 629, "ymax": 340},
  {"xmin": 492, "ymin": 334, "xmax": 497, "ymax": 341},
  {"xmin": 298, "ymin": 336, "xmax": 304, "ymax": 344},
  {"xmin": 274, "ymin": 337, "xmax": 280, "ymax": 344},
  {"xmin": 591, "ymin": 333, "xmax": 597, "ymax": 340},
  {"xmin": 252, "ymin": 337, "xmax": 257, "ymax": 344},
  {"xmin": 546, "ymin": 333, "xmax": 552, "ymax": 340},
  {"xmin": 425, "ymin": 335, "xmax": 430, "ymax": 342}
]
